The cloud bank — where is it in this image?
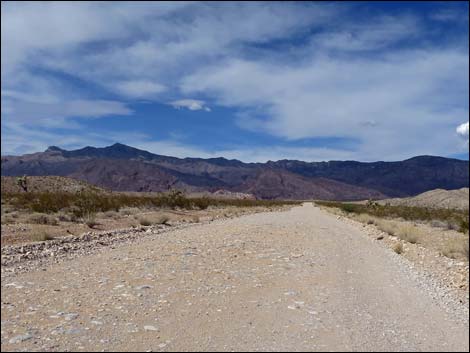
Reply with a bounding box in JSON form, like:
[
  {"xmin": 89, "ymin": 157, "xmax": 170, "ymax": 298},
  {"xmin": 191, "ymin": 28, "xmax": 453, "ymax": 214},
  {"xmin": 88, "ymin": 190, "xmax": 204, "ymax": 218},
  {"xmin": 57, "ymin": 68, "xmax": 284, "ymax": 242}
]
[{"xmin": 1, "ymin": 2, "xmax": 468, "ymax": 160}]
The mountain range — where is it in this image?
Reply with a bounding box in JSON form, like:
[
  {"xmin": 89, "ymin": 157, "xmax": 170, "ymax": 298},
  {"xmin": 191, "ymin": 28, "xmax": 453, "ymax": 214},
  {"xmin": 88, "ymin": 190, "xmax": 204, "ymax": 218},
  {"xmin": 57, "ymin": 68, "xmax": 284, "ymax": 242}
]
[{"xmin": 1, "ymin": 143, "xmax": 468, "ymax": 200}]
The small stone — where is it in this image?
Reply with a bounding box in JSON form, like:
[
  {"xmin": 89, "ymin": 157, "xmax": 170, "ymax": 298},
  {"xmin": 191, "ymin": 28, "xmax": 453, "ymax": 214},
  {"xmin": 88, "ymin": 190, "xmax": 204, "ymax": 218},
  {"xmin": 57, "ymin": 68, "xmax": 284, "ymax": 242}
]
[
  {"xmin": 9, "ymin": 333, "xmax": 33, "ymax": 344},
  {"xmin": 144, "ymin": 325, "xmax": 159, "ymax": 331},
  {"xmin": 135, "ymin": 285, "xmax": 153, "ymax": 290},
  {"xmin": 376, "ymin": 235, "xmax": 384, "ymax": 240},
  {"xmin": 64, "ymin": 313, "xmax": 79, "ymax": 321}
]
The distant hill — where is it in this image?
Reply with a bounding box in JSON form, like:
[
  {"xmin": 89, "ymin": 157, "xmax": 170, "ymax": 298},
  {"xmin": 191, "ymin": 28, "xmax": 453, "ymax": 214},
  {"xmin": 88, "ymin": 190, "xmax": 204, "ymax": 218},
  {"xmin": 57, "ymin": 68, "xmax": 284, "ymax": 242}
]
[
  {"xmin": 1, "ymin": 143, "xmax": 468, "ymax": 200},
  {"xmin": 379, "ymin": 188, "xmax": 469, "ymax": 210},
  {"xmin": 1, "ymin": 176, "xmax": 106, "ymax": 194}
]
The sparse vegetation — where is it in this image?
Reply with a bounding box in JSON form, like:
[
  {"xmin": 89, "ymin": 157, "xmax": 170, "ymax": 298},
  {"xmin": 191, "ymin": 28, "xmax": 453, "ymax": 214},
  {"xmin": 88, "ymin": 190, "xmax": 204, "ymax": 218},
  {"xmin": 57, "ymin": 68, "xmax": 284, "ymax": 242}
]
[
  {"xmin": 440, "ymin": 238, "xmax": 469, "ymax": 260},
  {"xmin": 155, "ymin": 215, "xmax": 170, "ymax": 225},
  {"xmin": 2, "ymin": 190, "xmax": 298, "ymax": 217},
  {"xmin": 82, "ymin": 212, "xmax": 98, "ymax": 228},
  {"xmin": 139, "ymin": 217, "xmax": 152, "ymax": 226},
  {"xmin": 28, "ymin": 213, "xmax": 58, "ymax": 226},
  {"xmin": 30, "ymin": 232, "xmax": 54, "ymax": 242},
  {"xmin": 397, "ymin": 224, "xmax": 422, "ymax": 244},
  {"xmin": 317, "ymin": 201, "xmax": 469, "ymax": 234},
  {"xmin": 16, "ymin": 175, "xmax": 28, "ymax": 192}
]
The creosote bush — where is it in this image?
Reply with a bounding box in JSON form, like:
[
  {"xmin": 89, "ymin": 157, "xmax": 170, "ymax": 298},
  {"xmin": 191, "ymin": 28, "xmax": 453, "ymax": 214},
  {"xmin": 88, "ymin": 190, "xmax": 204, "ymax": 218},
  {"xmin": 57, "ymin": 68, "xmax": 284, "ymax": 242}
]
[{"xmin": 2, "ymin": 191, "xmax": 298, "ymax": 218}]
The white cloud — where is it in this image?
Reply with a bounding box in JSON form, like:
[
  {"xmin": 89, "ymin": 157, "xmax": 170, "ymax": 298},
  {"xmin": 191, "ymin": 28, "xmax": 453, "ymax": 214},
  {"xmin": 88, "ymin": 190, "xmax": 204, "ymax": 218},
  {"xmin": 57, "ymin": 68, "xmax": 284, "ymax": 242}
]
[
  {"xmin": 457, "ymin": 121, "xmax": 469, "ymax": 141},
  {"xmin": 311, "ymin": 15, "xmax": 419, "ymax": 52},
  {"xmin": 115, "ymin": 80, "xmax": 166, "ymax": 98},
  {"xmin": 181, "ymin": 49, "xmax": 468, "ymax": 160},
  {"xmin": 1, "ymin": 2, "xmax": 468, "ymax": 160},
  {"xmin": 170, "ymin": 99, "xmax": 211, "ymax": 112}
]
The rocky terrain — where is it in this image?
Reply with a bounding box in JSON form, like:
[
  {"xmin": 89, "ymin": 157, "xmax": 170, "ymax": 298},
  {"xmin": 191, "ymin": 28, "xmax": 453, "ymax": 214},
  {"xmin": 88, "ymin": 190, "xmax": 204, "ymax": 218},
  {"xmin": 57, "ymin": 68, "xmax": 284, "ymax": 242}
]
[
  {"xmin": 379, "ymin": 187, "xmax": 469, "ymax": 210},
  {"xmin": 1, "ymin": 204, "xmax": 468, "ymax": 351},
  {"xmin": 2, "ymin": 143, "xmax": 468, "ymax": 199},
  {"xmin": 1, "ymin": 176, "xmax": 106, "ymax": 194}
]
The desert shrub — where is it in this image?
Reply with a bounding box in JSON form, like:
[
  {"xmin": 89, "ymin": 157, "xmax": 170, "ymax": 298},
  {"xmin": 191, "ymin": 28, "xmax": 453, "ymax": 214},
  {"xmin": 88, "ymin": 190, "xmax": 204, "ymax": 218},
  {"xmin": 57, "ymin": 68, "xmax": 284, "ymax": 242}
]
[
  {"xmin": 441, "ymin": 237, "xmax": 469, "ymax": 260},
  {"xmin": 459, "ymin": 219, "xmax": 469, "ymax": 234},
  {"xmin": 120, "ymin": 207, "xmax": 141, "ymax": 216},
  {"xmin": 82, "ymin": 212, "xmax": 98, "ymax": 228},
  {"xmin": 354, "ymin": 214, "xmax": 376, "ymax": 225},
  {"xmin": 397, "ymin": 225, "xmax": 422, "ymax": 244},
  {"xmin": 317, "ymin": 201, "xmax": 469, "ymax": 234},
  {"xmin": 28, "ymin": 213, "xmax": 58, "ymax": 226},
  {"xmin": 154, "ymin": 215, "xmax": 170, "ymax": 225},
  {"xmin": 376, "ymin": 220, "xmax": 398, "ymax": 236},
  {"xmin": 340, "ymin": 203, "xmax": 358, "ymax": 213},
  {"xmin": 1, "ymin": 191, "xmax": 299, "ymax": 220},
  {"xmin": 31, "ymin": 232, "xmax": 54, "ymax": 242},
  {"xmin": 104, "ymin": 210, "xmax": 119, "ymax": 218},
  {"xmin": 392, "ymin": 243, "xmax": 403, "ymax": 254},
  {"xmin": 139, "ymin": 217, "xmax": 152, "ymax": 226},
  {"xmin": 57, "ymin": 213, "xmax": 72, "ymax": 222}
]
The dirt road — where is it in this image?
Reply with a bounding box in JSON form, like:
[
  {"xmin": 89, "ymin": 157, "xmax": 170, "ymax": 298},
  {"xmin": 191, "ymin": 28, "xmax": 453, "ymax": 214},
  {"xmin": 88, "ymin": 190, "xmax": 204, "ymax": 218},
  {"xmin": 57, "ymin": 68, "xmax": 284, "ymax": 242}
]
[{"xmin": 1, "ymin": 203, "xmax": 468, "ymax": 351}]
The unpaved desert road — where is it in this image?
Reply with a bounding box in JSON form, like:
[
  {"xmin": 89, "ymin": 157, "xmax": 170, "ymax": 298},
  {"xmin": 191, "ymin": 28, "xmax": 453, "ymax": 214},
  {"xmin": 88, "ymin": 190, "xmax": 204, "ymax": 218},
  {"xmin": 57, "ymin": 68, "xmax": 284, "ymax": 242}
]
[{"xmin": 1, "ymin": 203, "xmax": 469, "ymax": 352}]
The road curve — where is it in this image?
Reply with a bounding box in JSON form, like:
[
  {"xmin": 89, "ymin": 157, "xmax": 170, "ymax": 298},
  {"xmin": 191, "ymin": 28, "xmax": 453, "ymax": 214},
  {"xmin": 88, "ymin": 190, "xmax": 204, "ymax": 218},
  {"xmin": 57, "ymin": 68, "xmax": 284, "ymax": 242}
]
[{"xmin": 1, "ymin": 203, "xmax": 468, "ymax": 351}]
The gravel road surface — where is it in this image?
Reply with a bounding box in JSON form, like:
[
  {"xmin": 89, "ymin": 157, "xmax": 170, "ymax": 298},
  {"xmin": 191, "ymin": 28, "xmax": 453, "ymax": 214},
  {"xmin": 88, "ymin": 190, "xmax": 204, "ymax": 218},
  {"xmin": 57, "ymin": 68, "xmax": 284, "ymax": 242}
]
[{"xmin": 2, "ymin": 203, "xmax": 468, "ymax": 351}]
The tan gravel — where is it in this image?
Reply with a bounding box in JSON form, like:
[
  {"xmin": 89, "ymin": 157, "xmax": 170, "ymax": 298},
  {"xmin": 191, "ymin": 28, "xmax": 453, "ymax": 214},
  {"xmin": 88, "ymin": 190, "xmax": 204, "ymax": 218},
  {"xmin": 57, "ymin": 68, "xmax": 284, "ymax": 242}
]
[{"xmin": 1, "ymin": 203, "xmax": 468, "ymax": 351}]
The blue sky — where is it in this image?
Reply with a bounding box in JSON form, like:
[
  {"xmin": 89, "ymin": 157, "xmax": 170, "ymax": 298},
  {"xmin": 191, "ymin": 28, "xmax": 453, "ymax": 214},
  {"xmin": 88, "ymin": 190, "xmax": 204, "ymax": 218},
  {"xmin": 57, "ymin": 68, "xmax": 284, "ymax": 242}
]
[{"xmin": 1, "ymin": 1, "xmax": 469, "ymax": 161}]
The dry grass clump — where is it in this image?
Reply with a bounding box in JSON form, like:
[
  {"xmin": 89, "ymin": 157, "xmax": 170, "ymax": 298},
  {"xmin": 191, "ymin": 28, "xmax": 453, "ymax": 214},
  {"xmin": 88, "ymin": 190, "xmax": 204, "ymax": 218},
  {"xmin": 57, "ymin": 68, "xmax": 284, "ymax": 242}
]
[
  {"xmin": 375, "ymin": 220, "xmax": 422, "ymax": 244},
  {"xmin": 440, "ymin": 237, "xmax": 469, "ymax": 260},
  {"xmin": 120, "ymin": 207, "xmax": 141, "ymax": 216},
  {"xmin": 31, "ymin": 232, "xmax": 54, "ymax": 242},
  {"xmin": 354, "ymin": 213, "xmax": 376, "ymax": 225},
  {"xmin": 104, "ymin": 210, "xmax": 120, "ymax": 219},
  {"xmin": 317, "ymin": 201, "xmax": 469, "ymax": 233},
  {"xmin": 392, "ymin": 242, "xmax": 403, "ymax": 254},
  {"xmin": 375, "ymin": 219, "xmax": 398, "ymax": 236},
  {"xmin": 139, "ymin": 217, "xmax": 152, "ymax": 226},
  {"xmin": 28, "ymin": 213, "xmax": 58, "ymax": 226},
  {"xmin": 154, "ymin": 215, "xmax": 170, "ymax": 225},
  {"xmin": 82, "ymin": 212, "xmax": 98, "ymax": 228},
  {"xmin": 397, "ymin": 224, "xmax": 422, "ymax": 244}
]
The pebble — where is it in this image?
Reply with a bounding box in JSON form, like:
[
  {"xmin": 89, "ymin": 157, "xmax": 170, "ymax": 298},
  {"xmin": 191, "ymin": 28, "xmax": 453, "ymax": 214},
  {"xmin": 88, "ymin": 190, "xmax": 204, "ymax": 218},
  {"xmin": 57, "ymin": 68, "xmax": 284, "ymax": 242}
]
[
  {"xmin": 64, "ymin": 313, "xmax": 79, "ymax": 321},
  {"xmin": 144, "ymin": 325, "xmax": 159, "ymax": 331},
  {"xmin": 9, "ymin": 333, "xmax": 33, "ymax": 344}
]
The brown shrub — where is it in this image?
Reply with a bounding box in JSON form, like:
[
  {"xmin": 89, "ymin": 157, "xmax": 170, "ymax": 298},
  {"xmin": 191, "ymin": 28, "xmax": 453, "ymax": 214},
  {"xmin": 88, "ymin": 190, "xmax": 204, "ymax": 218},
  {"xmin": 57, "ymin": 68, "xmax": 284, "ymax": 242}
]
[{"xmin": 392, "ymin": 243, "xmax": 403, "ymax": 254}]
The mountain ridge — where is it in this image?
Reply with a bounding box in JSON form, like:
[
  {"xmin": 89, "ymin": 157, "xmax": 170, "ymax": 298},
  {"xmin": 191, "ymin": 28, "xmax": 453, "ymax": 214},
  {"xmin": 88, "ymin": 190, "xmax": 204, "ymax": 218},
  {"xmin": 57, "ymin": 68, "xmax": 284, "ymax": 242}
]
[{"xmin": 2, "ymin": 143, "xmax": 468, "ymax": 200}]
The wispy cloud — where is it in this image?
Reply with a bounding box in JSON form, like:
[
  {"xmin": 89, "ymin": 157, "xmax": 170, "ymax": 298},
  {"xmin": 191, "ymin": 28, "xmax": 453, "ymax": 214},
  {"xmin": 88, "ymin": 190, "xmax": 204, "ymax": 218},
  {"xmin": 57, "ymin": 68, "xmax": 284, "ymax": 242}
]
[
  {"xmin": 169, "ymin": 99, "xmax": 211, "ymax": 112},
  {"xmin": 115, "ymin": 80, "xmax": 166, "ymax": 98}
]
